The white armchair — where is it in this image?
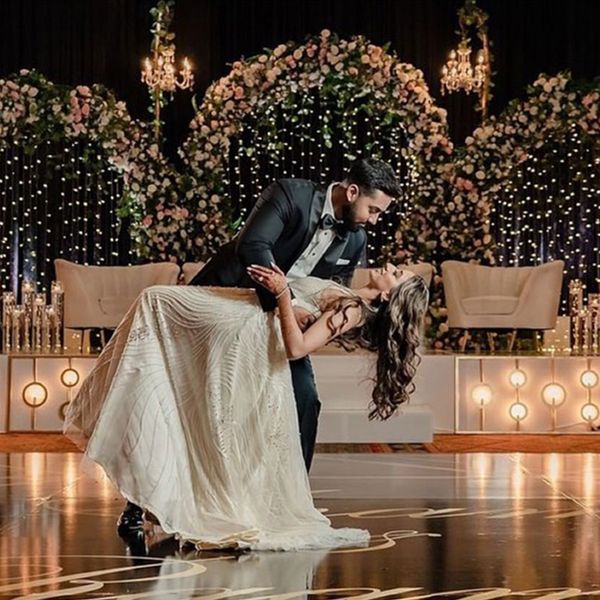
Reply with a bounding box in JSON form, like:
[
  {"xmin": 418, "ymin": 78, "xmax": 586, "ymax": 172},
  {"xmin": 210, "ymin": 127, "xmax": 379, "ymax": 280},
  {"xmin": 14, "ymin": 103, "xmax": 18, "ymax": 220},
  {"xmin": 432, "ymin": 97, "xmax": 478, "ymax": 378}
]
[
  {"xmin": 441, "ymin": 260, "xmax": 564, "ymax": 351},
  {"xmin": 350, "ymin": 263, "xmax": 434, "ymax": 289},
  {"xmin": 55, "ymin": 259, "xmax": 180, "ymax": 348}
]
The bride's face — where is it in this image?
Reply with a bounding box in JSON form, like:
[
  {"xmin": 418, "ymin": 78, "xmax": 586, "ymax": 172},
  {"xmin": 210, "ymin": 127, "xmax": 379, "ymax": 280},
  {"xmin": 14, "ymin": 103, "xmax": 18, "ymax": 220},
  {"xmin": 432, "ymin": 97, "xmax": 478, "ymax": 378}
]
[{"xmin": 368, "ymin": 264, "xmax": 415, "ymax": 299}]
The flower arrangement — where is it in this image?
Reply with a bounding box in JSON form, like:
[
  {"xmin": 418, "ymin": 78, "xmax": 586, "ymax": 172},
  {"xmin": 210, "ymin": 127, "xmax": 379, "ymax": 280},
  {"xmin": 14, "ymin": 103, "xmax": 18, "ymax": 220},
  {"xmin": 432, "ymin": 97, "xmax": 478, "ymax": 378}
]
[
  {"xmin": 177, "ymin": 30, "xmax": 452, "ymax": 259},
  {"xmin": 1, "ymin": 45, "xmax": 597, "ymax": 347}
]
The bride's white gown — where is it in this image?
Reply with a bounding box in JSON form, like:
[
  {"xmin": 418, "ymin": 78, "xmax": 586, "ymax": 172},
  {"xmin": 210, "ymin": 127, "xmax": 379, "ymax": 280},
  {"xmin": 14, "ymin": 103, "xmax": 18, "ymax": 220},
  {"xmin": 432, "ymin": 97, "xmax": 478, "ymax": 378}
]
[{"xmin": 64, "ymin": 277, "xmax": 369, "ymax": 551}]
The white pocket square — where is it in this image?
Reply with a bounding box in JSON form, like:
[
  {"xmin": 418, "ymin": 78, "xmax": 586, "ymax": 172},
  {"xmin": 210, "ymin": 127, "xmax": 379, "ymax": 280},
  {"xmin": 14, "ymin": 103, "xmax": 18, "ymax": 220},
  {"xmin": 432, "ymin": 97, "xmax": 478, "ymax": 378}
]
[{"xmin": 336, "ymin": 258, "xmax": 350, "ymax": 266}]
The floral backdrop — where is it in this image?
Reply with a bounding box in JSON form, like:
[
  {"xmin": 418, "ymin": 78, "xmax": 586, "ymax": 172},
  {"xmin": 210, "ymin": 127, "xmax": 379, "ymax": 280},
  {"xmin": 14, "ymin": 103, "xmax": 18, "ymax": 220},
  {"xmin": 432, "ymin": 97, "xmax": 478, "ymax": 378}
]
[{"xmin": 0, "ymin": 33, "xmax": 598, "ymax": 344}]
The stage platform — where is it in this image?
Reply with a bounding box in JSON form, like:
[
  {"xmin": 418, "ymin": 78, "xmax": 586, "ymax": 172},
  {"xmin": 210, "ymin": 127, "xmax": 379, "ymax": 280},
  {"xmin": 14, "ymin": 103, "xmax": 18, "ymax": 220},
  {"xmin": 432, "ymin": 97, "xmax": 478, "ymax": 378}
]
[{"xmin": 2, "ymin": 348, "xmax": 600, "ymax": 442}]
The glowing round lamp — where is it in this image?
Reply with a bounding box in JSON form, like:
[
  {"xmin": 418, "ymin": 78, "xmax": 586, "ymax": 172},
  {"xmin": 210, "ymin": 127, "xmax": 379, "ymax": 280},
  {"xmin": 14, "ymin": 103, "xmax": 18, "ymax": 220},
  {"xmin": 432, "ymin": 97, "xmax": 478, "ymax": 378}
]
[
  {"xmin": 509, "ymin": 369, "xmax": 527, "ymax": 389},
  {"xmin": 581, "ymin": 369, "xmax": 599, "ymax": 389},
  {"xmin": 541, "ymin": 383, "xmax": 567, "ymax": 407},
  {"xmin": 471, "ymin": 383, "xmax": 493, "ymax": 406},
  {"xmin": 60, "ymin": 367, "xmax": 80, "ymax": 388},
  {"xmin": 22, "ymin": 382, "xmax": 48, "ymax": 408},
  {"xmin": 581, "ymin": 403, "xmax": 600, "ymax": 423},
  {"xmin": 509, "ymin": 402, "xmax": 528, "ymax": 422}
]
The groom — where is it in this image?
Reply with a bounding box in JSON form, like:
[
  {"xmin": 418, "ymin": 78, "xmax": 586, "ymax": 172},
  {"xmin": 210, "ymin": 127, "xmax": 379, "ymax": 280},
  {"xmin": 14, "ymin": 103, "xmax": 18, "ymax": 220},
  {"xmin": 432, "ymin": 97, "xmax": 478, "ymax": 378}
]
[
  {"xmin": 190, "ymin": 157, "xmax": 401, "ymax": 462},
  {"xmin": 117, "ymin": 158, "xmax": 401, "ymax": 537}
]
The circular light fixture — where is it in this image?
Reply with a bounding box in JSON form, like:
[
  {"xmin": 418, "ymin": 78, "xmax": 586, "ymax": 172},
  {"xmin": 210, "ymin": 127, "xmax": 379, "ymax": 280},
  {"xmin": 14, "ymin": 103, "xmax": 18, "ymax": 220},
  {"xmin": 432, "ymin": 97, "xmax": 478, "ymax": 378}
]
[
  {"xmin": 22, "ymin": 382, "xmax": 48, "ymax": 408},
  {"xmin": 59, "ymin": 401, "xmax": 70, "ymax": 421},
  {"xmin": 580, "ymin": 369, "xmax": 599, "ymax": 389},
  {"xmin": 541, "ymin": 383, "xmax": 567, "ymax": 407},
  {"xmin": 60, "ymin": 367, "xmax": 80, "ymax": 388},
  {"xmin": 509, "ymin": 402, "xmax": 528, "ymax": 422},
  {"xmin": 581, "ymin": 403, "xmax": 600, "ymax": 423},
  {"xmin": 509, "ymin": 369, "xmax": 527, "ymax": 389},
  {"xmin": 471, "ymin": 383, "xmax": 493, "ymax": 406}
]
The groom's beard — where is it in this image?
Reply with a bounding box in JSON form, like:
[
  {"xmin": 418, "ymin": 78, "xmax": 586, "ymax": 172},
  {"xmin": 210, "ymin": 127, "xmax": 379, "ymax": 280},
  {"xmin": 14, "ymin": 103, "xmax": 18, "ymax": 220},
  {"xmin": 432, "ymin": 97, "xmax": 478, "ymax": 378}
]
[{"xmin": 341, "ymin": 203, "xmax": 364, "ymax": 232}]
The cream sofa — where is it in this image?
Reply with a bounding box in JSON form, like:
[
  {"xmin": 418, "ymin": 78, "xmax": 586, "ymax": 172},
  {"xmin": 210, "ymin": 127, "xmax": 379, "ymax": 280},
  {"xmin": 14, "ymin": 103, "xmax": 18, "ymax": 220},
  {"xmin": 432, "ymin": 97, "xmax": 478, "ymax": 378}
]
[{"xmin": 55, "ymin": 258, "xmax": 180, "ymax": 336}]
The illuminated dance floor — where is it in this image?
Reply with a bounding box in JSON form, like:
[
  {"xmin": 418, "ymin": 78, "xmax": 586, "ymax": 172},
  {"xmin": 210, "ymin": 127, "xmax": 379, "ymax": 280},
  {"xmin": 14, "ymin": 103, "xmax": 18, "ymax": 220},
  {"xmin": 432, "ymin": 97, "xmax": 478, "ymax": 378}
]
[{"xmin": 1, "ymin": 450, "xmax": 599, "ymax": 598}]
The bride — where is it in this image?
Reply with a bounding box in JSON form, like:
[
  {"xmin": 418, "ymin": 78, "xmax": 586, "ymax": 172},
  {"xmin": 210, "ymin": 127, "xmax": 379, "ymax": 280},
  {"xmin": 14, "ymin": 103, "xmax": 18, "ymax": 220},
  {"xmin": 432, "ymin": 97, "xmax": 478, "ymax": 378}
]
[{"xmin": 64, "ymin": 263, "xmax": 429, "ymax": 551}]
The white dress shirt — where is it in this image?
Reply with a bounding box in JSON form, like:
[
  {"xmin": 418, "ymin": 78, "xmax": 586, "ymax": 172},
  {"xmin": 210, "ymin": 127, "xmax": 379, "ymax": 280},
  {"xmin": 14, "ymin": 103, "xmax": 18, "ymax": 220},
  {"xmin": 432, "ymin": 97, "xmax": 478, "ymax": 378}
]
[{"xmin": 287, "ymin": 183, "xmax": 341, "ymax": 281}]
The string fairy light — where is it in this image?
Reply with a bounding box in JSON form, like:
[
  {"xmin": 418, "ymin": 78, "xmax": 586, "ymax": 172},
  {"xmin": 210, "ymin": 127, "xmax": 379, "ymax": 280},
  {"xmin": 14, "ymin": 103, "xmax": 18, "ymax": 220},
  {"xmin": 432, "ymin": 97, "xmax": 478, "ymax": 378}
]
[
  {"xmin": 223, "ymin": 86, "xmax": 412, "ymax": 265},
  {"xmin": 0, "ymin": 137, "xmax": 128, "ymax": 293},
  {"xmin": 492, "ymin": 125, "xmax": 600, "ymax": 313}
]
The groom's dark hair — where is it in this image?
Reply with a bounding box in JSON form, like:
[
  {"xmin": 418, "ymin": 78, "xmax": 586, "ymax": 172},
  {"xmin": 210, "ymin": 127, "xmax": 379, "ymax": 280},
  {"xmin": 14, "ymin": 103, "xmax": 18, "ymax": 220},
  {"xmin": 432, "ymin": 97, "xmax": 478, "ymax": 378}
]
[{"xmin": 346, "ymin": 158, "xmax": 402, "ymax": 200}]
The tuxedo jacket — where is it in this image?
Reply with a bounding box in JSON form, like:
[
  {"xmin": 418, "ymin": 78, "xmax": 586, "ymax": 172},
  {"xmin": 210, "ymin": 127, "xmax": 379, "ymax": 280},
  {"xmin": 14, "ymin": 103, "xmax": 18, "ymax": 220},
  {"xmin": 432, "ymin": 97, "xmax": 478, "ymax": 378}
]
[{"xmin": 189, "ymin": 178, "xmax": 367, "ymax": 311}]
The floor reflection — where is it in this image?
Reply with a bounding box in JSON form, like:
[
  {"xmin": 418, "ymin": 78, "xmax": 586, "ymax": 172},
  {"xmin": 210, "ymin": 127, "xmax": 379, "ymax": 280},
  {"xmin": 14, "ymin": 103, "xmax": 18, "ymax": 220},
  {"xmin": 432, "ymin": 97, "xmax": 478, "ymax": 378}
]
[{"xmin": 1, "ymin": 452, "xmax": 600, "ymax": 598}]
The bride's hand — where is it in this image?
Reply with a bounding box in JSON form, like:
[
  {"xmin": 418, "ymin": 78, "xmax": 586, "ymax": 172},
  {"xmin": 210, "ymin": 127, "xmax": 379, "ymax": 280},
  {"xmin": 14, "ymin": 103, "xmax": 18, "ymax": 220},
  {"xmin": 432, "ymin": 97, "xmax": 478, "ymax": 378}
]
[{"xmin": 247, "ymin": 263, "xmax": 288, "ymax": 297}]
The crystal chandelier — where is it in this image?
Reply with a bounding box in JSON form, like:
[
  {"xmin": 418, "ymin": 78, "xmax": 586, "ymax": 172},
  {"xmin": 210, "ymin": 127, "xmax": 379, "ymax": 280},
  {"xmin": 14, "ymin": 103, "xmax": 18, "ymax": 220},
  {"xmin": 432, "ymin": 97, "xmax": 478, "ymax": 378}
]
[
  {"xmin": 440, "ymin": 0, "xmax": 492, "ymax": 119},
  {"xmin": 141, "ymin": 1, "xmax": 194, "ymax": 139},
  {"xmin": 141, "ymin": 49, "xmax": 193, "ymax": 93},
  {"xmin": 441, "ymin": 43, "xmax": 487, "ymax": 95}
]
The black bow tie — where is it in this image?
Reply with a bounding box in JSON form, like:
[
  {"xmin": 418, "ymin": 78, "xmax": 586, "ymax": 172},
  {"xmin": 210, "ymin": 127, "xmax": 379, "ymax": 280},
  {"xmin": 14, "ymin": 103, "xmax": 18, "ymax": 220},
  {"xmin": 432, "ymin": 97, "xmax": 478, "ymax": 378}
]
[{"xmin": 319, "ymin": 214, "xmax": 347, "ymax": 238}]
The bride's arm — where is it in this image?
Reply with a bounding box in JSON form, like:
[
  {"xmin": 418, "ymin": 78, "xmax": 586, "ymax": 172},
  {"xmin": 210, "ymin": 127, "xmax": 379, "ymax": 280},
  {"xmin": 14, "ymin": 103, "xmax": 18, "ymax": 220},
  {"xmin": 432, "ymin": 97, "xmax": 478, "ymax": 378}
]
[
  {"xmin": 248, "ymin": 264, "xmax": 363, "ymax": 360},
  {"xmin": 277, "ymin": 290, "xmax": 362, "ymax": 359}
]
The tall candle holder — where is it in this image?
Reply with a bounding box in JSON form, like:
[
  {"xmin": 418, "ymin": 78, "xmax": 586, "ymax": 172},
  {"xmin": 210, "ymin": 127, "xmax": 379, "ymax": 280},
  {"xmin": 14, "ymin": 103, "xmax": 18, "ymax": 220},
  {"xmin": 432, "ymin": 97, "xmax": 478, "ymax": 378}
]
[
  {"xmin": 23, "ymin": 310, "xmax": 31, "ymax": 353},
  {"xmin": 11, "ymin": 306, "xmax": 24, "ymax": 353},
  {"xmin": 44, "ymin": 306, "xmax": 55, "ymax": 352},
  {"xmin": 581, "ymin": 309, "xmax": 591, "ymax": 354},
  {"xmin": 569, "ymin": 279, "xmax": 583, "ymax": 352},
  {"xmin": 51, "ymin": 281, "xmax": 64, "ymax": 352},
  {"xmin": 1, "ymin": 281, "xmax": 65, "ymax": 354},
  {"xmin": 588, "ymin": 294, "xmax": 600, "ymax": 353},
  {"xmin": 2, "ymin": 291, "xmax": 15, "ymax": 352},
  {"xmin": 33, "ymin": 294, "xmax": 45, "ymax": 353}
]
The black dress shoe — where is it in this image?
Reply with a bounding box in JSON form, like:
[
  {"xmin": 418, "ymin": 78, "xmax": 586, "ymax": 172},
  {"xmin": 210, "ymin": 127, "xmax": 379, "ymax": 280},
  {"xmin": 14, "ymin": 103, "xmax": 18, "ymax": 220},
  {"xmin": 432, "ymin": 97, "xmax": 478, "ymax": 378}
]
[
  {"xmin": 123, "ymin": 530, "xmax": 149, "ymax": 559},
  {"xmin": 117, "ymin": 501, "xmax": 144, "ymax": 537}
]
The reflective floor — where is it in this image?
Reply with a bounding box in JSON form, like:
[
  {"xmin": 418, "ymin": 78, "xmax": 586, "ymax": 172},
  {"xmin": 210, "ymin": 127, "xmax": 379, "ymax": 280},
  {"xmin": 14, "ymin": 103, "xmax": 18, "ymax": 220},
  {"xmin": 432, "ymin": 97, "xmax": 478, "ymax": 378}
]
[{"xmin": 1, "ymin": 451, "xmax": 600, "ymax": 598}]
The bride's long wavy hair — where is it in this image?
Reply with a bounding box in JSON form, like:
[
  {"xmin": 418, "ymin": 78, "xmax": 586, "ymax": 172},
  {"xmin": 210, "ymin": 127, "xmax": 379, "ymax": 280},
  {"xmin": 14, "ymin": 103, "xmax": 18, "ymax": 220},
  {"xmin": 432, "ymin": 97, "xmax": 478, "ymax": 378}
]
[{"xmin": 318, "ymin": 275, "xmax": 430, "ymax": 420}]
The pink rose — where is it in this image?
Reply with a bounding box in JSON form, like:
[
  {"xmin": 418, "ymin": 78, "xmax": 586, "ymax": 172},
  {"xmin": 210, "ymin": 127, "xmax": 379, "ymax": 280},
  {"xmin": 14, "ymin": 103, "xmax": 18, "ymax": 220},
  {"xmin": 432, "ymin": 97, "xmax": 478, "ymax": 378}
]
[{"xmin": 76, "ymin": 85, "xmax": 91, "ymax": 97}]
